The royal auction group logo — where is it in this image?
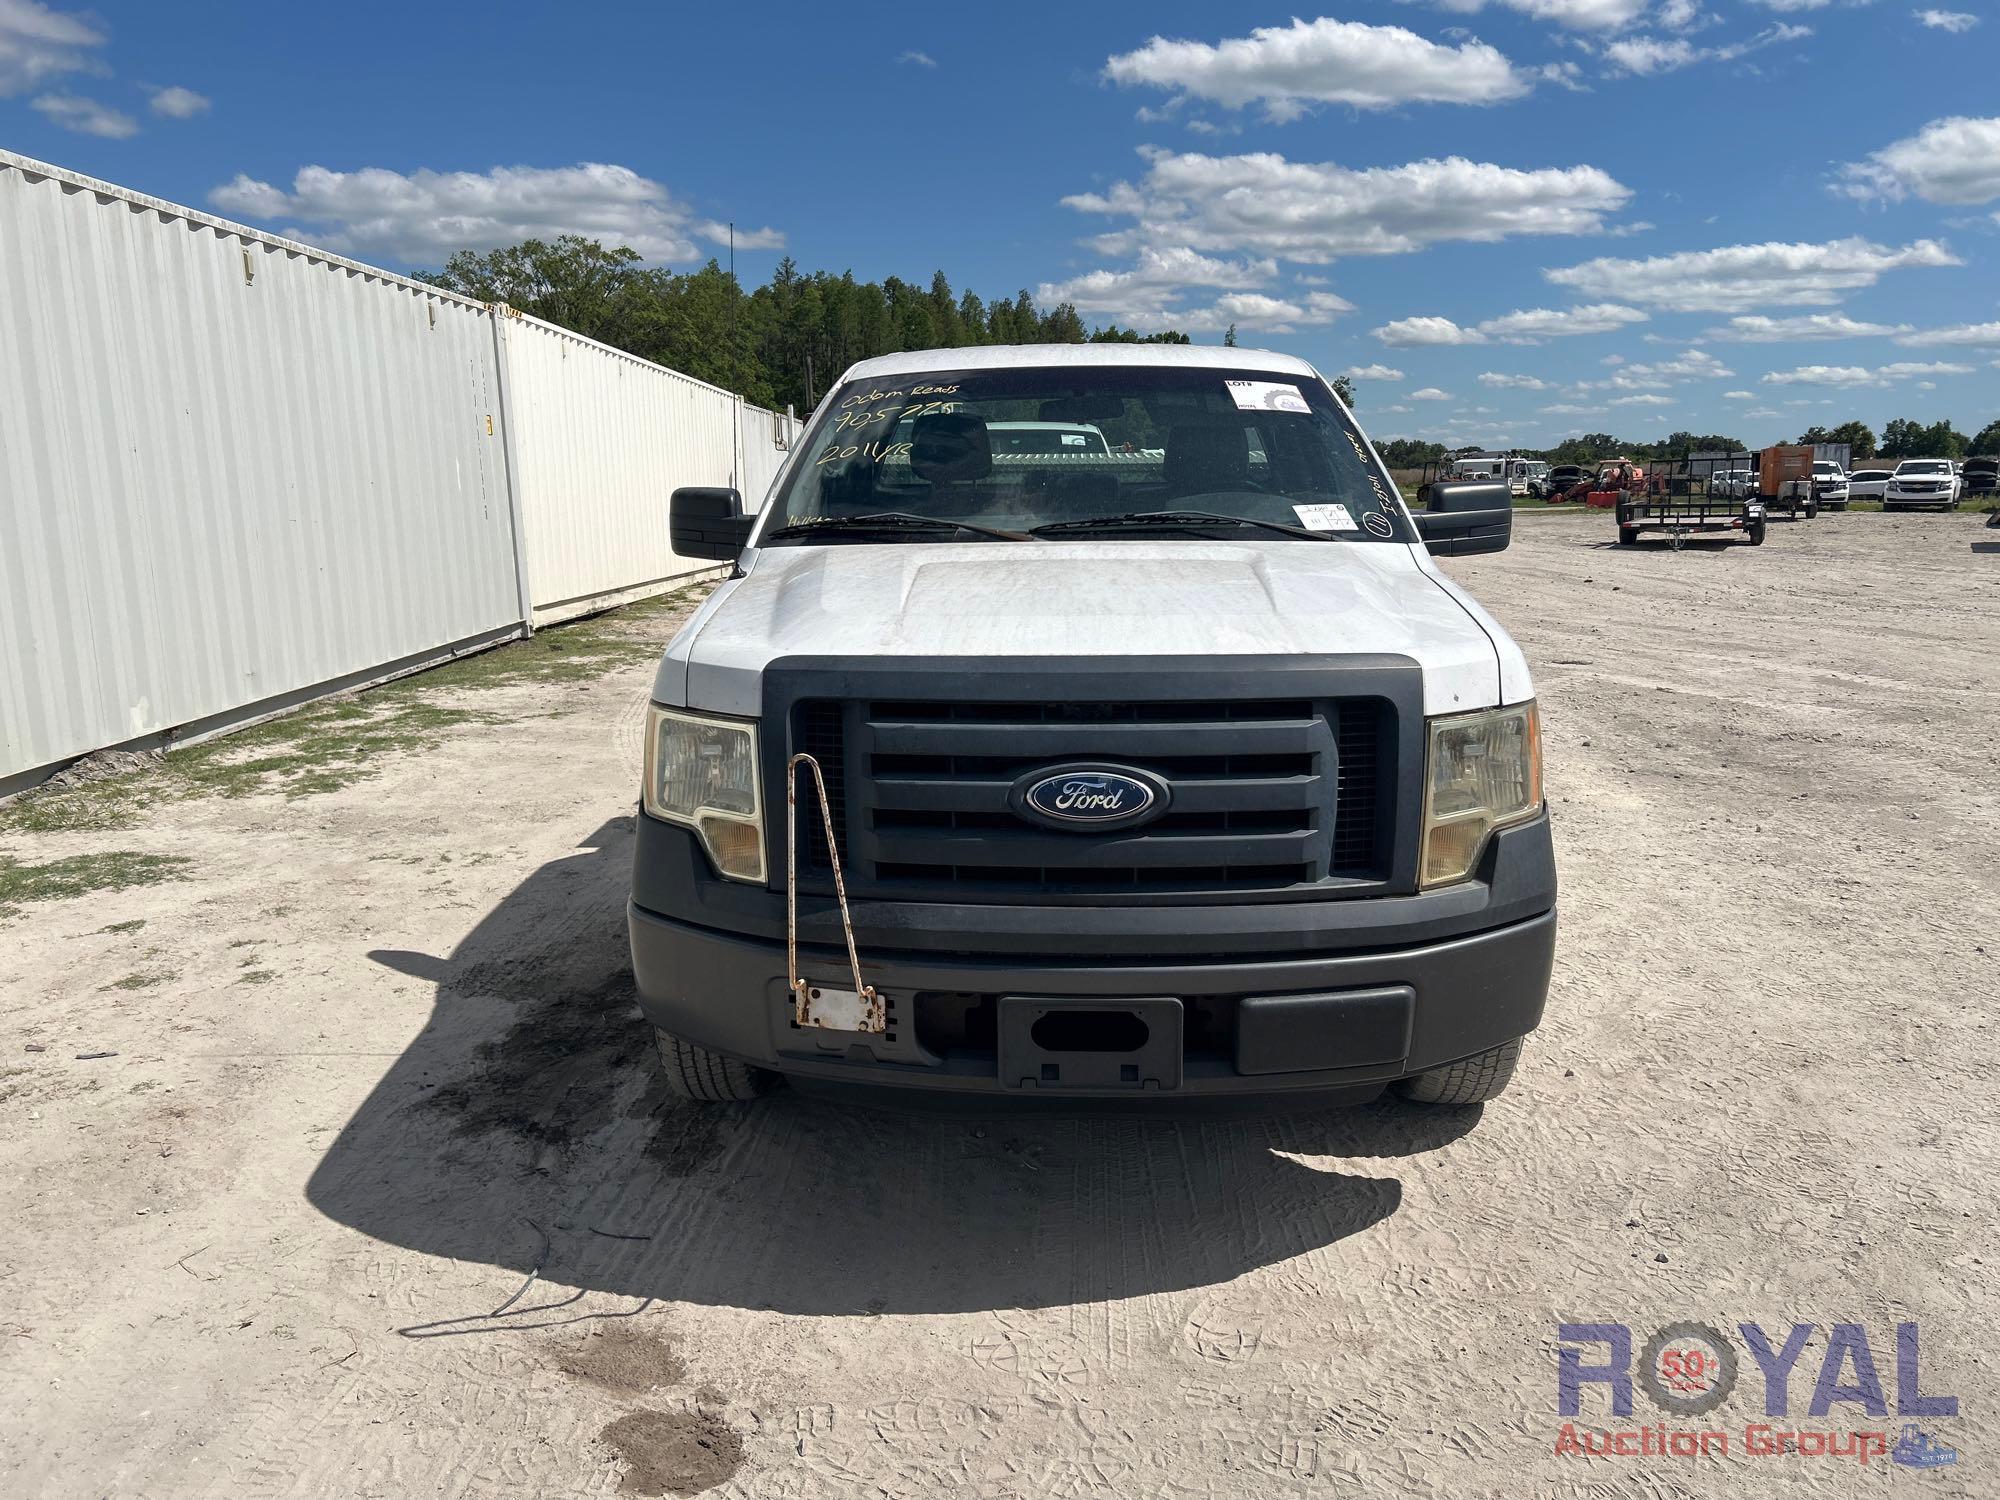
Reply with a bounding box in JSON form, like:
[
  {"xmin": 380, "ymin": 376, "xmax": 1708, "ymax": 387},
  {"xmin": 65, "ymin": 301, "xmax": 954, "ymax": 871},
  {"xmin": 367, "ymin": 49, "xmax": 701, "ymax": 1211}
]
[{"xmin": 1556, "ymin": 1321, "xmax": 1960, "ymax": 1469}]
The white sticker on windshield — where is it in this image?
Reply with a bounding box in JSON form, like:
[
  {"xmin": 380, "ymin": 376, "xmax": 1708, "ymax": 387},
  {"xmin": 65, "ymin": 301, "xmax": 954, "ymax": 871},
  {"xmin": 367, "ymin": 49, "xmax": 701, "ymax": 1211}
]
[
  {"xmin": 1293, "ymin": 503, "xmax": 1359, "ymax": 532},
  {"xmin": 1227, "ymin": 379, "xmax": 1311, "ymax": 414}
]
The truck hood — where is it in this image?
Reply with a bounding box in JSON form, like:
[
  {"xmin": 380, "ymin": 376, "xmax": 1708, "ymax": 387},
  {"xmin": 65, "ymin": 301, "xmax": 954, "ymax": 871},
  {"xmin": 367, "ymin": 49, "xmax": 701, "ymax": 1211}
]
[{"xmin": 658, "ymin": 540, "xmax": 1514, "ymax": 718}]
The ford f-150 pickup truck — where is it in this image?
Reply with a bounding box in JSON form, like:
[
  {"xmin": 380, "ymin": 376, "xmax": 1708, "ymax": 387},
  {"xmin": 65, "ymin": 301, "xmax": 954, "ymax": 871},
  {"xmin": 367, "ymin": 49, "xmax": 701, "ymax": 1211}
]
[{"xmin": 631, "ymin": 345, "xmax": 1556, "ymax": 1107}]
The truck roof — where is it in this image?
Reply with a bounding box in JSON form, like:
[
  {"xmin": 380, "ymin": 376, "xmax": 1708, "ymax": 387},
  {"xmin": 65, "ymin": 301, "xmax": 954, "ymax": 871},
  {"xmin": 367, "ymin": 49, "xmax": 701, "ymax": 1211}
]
[{"xmin": 838, "ymin": 343, "xmax": 1321, "ymax": 383}]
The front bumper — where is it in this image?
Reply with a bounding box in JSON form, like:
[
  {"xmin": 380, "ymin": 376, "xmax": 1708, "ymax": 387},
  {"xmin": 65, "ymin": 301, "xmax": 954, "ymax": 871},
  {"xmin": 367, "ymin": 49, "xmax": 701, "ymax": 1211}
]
[{"xmin": 628, "ymin": 814, "xmax": 1558, "ymax": 1099}]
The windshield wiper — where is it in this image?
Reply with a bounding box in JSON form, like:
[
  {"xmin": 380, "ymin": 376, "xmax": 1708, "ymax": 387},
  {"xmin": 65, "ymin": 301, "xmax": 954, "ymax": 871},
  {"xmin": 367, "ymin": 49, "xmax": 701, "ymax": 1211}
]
[
  {"xmin": 763, "ymin": 511, "xmax": 1034, "ymax": 543},
  {"xmin": 1031, "ymin": 509, "xmax": 1335, "ymax": 541}
]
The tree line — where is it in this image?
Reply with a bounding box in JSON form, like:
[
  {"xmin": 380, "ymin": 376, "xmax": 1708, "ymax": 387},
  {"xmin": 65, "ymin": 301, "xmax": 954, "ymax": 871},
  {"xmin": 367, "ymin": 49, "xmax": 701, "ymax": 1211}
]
[
  {"xmin": 1795, "ymin": 418, "xmax": 2000, "ymax": 461},
  {"xmin": 424, "ymin": 235, "xmax": 1193, "ymax": 415},
  {"xmin": 1379, "ymin": 414, "xmax": 1999, "ymax": 472}
]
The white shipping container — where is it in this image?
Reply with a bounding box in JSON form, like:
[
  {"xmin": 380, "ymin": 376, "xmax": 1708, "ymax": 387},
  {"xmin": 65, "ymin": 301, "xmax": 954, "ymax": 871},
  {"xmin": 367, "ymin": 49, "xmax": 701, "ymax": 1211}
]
[
  {"xmin": 497, "ymin": 310, "xmax": 797, "ymax": 626},
  {"xmin": 0, "ymin": 150, "xmax": 532, "ymax": 789},
  {"xmin": 1, "ymin": 149, "xmax": 807, "ymax": 791}
]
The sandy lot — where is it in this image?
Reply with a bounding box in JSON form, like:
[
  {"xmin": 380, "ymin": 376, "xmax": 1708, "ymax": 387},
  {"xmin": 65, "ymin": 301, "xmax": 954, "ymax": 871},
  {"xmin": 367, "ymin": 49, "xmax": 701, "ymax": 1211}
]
[{"xmin": 2, "ymin": 512, "xmax": 1994, "ymax": 1498}]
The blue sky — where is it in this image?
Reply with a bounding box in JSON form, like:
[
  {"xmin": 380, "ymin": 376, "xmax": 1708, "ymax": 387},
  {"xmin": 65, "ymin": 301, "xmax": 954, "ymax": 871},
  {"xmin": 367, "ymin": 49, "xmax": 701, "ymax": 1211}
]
[{"xmin": 4, "ymin": 0, "xmax": 1997, "ymax": 449}]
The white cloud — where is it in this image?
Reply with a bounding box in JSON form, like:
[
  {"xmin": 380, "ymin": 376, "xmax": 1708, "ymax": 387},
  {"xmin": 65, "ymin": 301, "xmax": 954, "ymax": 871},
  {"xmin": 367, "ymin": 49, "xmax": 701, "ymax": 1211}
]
[
  {"xmin": 1478, "ymin": 303, "xmax": 1649, "ymax": 341},
  {"xmin": 1609, "ymin": 393, "xmax": 1676, "ymax": 405},
  {"xmin": 1036, "ymin": 245, "xmax": 1280, "ymax": 328},
  {"xmin": 1603, "ymin": 22, "xmax": 1810, "ymax": 75},
  {"xmin": 0, "ymin": 0, "xmax": 104, "ymax": 95},
  {"xmin": 1372, "ymin": 302, "xmax": 1645, "ymax": 345},
  {"xmin": 1545, "ymin": 237, "xmax": 1961, "ymax": 312},
  {"xmin": 147, "ymin": 83, "xmax": 209, "ymax": 118},
  {"xmin": 1413, "ymin": 0, "xmax": 1650, "ymax": 31},
  {"xmin": 1723, "ymin": 389, "xmax": 1755, "ymax": 398},
  {"xmin": 1340, "ymin": 363, "xmax": 1406, "ymax": 380},
  {"xmin": 208, "ymin": 161, "xmax": 780, "ymax": 266},
  {"xmin": 1410, "ymin": 387, "xmax": 1453, "ymax": 400},
  {"xmin": 1374, "ymin": 315, "xmax": 1484, "ymax": 346},
  {"xmin": 897, "ymin": 50, "xmax": 937, "ymax": 67},
  {"xmin": 1914, "ymin": 9, "xmax": 1978, "ymax": 32},
  {"xmin": 1102, "ymin": 17, "xmax": 1531, "ymax": 120},
  {"xmin": 1895, "ymin": 321, "xmax": 2000, "ymax": 346},
  {"xmin": 1760, "ymin": 360, "xmax": 1974, "ymax": 386},
  {"xmin": 1066, "ymin": 146, "xmax": 1633, "ymax": 263},
  {"xmin": 1543, "ymin": 402, "xmax": 1606, "ymax": 414},
  {"xmin": 1837, "ymin": 116, "xmax": 2000, "ymax": 205},
  {"xmin": 1657, "ymin": 0, "xmax": 1708, "ymax": 26},
  {"xmin": 1705, "ymin": 312, "xmax": 1912, "ymax": 340},
  {"xmin": 1596, "ymin": 347, "xmax": 1734, "ymax": 388},
  {"xmin": 29, "ymin": 91, "xmax": 135, "ymax": 137},
  {"xmin": 1478, "ymin": 372, "xmax": 1552, "ymax": 389}
]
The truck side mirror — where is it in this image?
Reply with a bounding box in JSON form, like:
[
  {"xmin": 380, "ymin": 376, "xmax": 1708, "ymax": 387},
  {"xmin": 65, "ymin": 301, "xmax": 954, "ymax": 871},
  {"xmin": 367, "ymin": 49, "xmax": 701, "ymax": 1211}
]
[
  {"xmin": 671, "ymin": 486, "xmax": 754, "ymax": 560},
  {"xmin": 1414, "ymin": 479, "xmax": 1511, "ymax": 556}
]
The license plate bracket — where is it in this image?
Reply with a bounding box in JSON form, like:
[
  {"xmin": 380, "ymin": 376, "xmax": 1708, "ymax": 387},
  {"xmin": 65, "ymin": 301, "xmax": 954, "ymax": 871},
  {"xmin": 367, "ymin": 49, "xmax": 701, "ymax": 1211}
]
[{"xmin": 996, "ymin": 997, "xmax": 1183, "ymax": 1091}]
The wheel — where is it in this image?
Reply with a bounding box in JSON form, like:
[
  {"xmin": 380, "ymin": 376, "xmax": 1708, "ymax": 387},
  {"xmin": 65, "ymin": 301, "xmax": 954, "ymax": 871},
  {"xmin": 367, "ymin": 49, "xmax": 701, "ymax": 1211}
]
[
  {"xmin": 653, "ymin": 1026, "xmax": 774, "ymax": 1102},
  {"xmin": 1745, "ymin": 520, "xmax": 1766, "ymax": 546},
  {"xmin": 1617, "ymin": 525, "xmax": 1639, "ymax": 545},
  {"xmin": 1805, "ymin": 498, "xmax": 1819, "ymax": 520},
  {"xmin": 1397, "ymin": 1037, "xmax": 1525, "ymax": 1105}
]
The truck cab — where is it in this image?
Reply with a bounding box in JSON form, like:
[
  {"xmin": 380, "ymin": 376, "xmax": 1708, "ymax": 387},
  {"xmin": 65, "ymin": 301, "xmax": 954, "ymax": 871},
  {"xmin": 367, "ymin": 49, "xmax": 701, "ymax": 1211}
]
[{"xmin": 633, "ymin": 345, "xmax": 1555, "ymax": 1107}]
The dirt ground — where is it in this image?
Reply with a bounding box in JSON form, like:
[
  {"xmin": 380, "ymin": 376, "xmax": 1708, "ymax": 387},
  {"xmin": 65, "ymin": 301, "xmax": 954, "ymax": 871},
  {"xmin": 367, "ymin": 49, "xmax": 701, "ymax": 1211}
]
[{"xmin": 2, "ymin": 512, "xmax": 1994, "ymax": 1498}]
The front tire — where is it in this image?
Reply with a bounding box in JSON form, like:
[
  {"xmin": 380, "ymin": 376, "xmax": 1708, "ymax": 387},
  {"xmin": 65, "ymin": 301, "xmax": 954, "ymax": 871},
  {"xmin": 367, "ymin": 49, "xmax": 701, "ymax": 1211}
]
[
  {"xmin": 654, "ymin": 1027, "xmax": 774, "ymax": 1102},
  {"xmin": 1745, "ymin": 519, "xmax": 1767, "ymax": 546},
  {"xmin": 1396, "ymin": 1037, "xmax": 1524, "ymax": 1105}
]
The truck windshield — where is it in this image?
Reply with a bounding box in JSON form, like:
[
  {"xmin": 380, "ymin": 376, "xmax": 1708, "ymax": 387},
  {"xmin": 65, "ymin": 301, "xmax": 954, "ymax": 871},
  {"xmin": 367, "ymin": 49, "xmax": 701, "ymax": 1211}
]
[{"xmin": 761, "ymin": 365, "xmax": 1412, "ymax": 544}]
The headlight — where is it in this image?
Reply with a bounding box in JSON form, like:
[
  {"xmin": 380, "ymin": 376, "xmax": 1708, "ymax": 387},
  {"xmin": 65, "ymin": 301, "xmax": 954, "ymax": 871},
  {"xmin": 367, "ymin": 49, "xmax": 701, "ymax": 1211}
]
[
  {"xmin": 642, "ymin": 706, "xmax": 766, "ymax": 883},
  {"xmin": 1420, "ymin": 701, "xmax": 1543, "ymax": 888}
]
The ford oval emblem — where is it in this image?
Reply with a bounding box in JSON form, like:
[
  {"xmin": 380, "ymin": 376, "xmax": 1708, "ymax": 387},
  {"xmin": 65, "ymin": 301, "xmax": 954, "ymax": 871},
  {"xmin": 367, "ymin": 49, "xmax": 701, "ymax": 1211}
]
[{"xmin": 1012, "ymin": 764, "xmax": 1169, "ymax": 831}]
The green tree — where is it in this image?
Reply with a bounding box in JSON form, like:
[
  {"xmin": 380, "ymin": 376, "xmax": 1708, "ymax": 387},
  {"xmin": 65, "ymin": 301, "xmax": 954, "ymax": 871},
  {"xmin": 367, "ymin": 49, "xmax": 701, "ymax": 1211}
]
[
  {"xmin": 1971, "ymin": 418, "xmax": 2000, "ymax": 456},
  {"xmin": 1830, "ymin": 420, "xmax": 1876, "ymax": 460},
  {"xmin": 1880, "ymin": 418, "xmax": 1923, "ymax": 459},
  {"xmin": 1919, "ymin": 418, "xmax": 1968, "ymax": 458},
  {"xmin": 424, "ymin": 237, "xmax": 1192, "ymax": 412},
  {"xmin": 1330, "ymin": 374, "xmax": 1355, "ymax": 406},
  {"xmin": 1222, "ymin": 323, "xmax": 1238, "ymax": 348},
  {"xmin": 427, "ymin": 236, "xmax": 647, "ymax": 347},
  {"xmin": 1378, "ymin": 439, "xmax": 1446, "ymax": 469},
  {"xmin": 1798, "ymin": 421, "xmax": 1877, "ymax": 459}
]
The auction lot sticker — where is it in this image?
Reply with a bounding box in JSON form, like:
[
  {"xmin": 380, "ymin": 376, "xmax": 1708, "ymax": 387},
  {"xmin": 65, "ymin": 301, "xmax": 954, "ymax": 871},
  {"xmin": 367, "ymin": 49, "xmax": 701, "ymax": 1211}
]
[{"xmin": 1226, "ymin": 380, "xmax": 1310, "ymax": 414}]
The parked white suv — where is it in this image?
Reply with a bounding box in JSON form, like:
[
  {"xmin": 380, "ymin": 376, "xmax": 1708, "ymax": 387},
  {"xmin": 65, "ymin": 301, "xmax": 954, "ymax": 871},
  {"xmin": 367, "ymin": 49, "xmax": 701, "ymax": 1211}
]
[
  {"xmin": 639, "ymin": 344, "xmax": 1555, "ymax": 1108},
  {"xmin": 1812, "ymin": 460, "xmax": 1849, "ymax": 511},
  {"xmin": 1847, "ymin": 468, "xmax": 1893, "ymax": 503},
  {"xmin": 1884, "ymin": 459, "xmax": 1962, "ymax": 511}
]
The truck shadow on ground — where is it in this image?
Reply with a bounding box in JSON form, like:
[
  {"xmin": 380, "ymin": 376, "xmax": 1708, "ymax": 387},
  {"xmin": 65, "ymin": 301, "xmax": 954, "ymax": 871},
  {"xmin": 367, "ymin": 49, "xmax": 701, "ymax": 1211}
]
[{"xmin": 307, "ymin": 818, "xmax": 1479, "ymax": 1321}]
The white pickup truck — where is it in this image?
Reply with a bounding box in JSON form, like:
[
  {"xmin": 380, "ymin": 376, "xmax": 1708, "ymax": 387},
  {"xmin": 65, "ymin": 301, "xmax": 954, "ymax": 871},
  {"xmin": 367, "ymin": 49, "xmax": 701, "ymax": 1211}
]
[{"xmin": 633, "ymin": 345, "xmax": 1555, "ymax": 1108}]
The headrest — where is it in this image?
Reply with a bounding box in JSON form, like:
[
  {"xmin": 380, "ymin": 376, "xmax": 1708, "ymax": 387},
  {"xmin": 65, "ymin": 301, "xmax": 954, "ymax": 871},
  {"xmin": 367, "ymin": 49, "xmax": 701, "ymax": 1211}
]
[
  {"xmin": 910, "ymin": 413, "xmax": 991, "ymax": 484},
  {"xmin": 1164, "ymin": 418, "xmax": 1249, "ymax": 495}
]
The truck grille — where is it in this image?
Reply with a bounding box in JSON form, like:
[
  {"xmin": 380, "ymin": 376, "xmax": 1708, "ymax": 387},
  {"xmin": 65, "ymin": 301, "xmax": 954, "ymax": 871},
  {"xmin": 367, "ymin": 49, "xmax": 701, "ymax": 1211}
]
[{"xmin": 789, "ymin": 695, "xmax": 1390, "ymax": 899}]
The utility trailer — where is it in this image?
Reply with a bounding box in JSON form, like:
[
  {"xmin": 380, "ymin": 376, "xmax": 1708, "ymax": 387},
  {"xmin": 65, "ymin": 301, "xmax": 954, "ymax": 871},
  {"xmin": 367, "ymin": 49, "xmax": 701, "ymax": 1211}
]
[{"xmin": 1616, "ymin": 453, "xmax": 1767, "ymax": 547}]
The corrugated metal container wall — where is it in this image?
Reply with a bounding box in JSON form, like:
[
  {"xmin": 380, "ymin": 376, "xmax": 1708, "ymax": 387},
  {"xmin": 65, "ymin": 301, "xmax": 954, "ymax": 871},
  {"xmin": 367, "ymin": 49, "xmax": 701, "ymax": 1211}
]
[
  {"xmin": 499, "ymin": 312, "xmax": 731, "ymax": 625},
  {"xmin": 499, "ymin": 310, "xmax": 801, "ymax": 625},
  {"xmin": 736, "ymin": 401, "xmax": 800, "ymax": 518},
  {"xmin": 0, "ymin": 152, "xmax": 527, "ymax": 784}
]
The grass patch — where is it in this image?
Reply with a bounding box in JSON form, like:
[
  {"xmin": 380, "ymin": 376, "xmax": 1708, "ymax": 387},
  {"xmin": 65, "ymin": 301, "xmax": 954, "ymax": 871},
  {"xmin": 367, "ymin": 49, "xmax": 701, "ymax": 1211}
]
[
  {"xmin": 0, "ymin": 852, "xmax": 194, "ymax": 918},
  {"xmin": 0, "ymin": 587, "xmax": 705, "ymax": 836},
  {"xmin": 237, "ymin": 969, "xmax": 275, "ymax": 986},
  {"xmin": 101, "ymin": 918, "xmax": 148, "ymax": 935},
  {"xmin": 103, "ymin": 969, "xmax": 175, "ymax": 991}
]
